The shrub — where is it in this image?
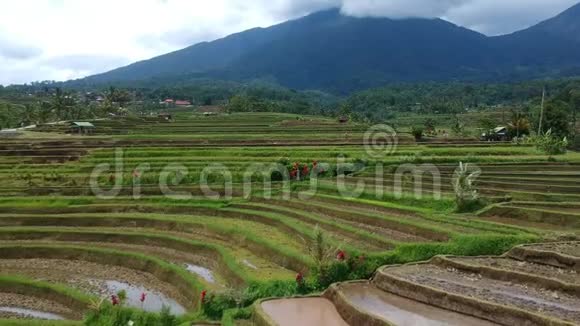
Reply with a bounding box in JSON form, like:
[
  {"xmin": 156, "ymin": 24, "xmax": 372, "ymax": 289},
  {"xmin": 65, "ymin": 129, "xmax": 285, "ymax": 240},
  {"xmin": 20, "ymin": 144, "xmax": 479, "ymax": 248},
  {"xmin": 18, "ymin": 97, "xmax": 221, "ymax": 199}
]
[
  {"xmin": 307, "ymin": 226, "xmax": 337, "ymax": 268},
  {"xmin": 202, "ymin": 280, "xmax": 308, "ymax": 319},
  {"xmin": 84, "ymin": 305, "xmax": 179, "ymax": 326},
  {"xmin": 534, "ymin": 129, "xmax": 568, "ymax": 155},
  {"xmin": 221, "ymin": 307, "xmax": 252, "ymax": 326},
  {"xmin": 452, "ymin": 162, "xmax": 484, "ymax": 212},
  {"xmin": 456, "ymin": 197, "xmax": 487, "ymax": 213},
  {"xmin": 201, "ymin": 290, "xmax": 240, "ymax": 320},
  {"xmin": 424, "ymin": 119, "xmax": 436, "ymax": 135},
  {"xmin": 277, "ymin": 157, "xmax": 290, "ymax": 165},
  {"xmin": 451, "ymin": 115, "xmax": 465, "ymax": 136},
  {"xmin": 116, "ymin": 289, "xmax": 127, "ymax": 305},
  {"xmin": 314, "ymin": 262, "xmax": 350, "ymax": 288},
  {"xmin": 304, "ymin": 227, "xmax": 369, "ymax": 289},
  {"xmin": 411, "ymin": 126, "xmax": 424, "ymax": 141}
]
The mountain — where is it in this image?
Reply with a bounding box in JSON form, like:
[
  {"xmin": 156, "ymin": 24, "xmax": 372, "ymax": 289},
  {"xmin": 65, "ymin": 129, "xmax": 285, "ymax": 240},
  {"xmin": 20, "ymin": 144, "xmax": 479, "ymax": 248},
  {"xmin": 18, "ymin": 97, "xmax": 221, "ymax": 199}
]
[
  {"xmin": 83, "ymin": 10, "xmax": 339, "ymax": 83},
  {"xmin": 79, "ymin": 4, "xmax": 580, "ymax": 93},
  {"xmin": 222, "ymin": 11, "xmax": 496, "ymax": 93},
  {"xmin": 521, "ymin": 2, "xmax": 580, "ymax": 42},
  {"xmin": 490, "ymin": 3, "xmax": 580, "ymax": 70}
]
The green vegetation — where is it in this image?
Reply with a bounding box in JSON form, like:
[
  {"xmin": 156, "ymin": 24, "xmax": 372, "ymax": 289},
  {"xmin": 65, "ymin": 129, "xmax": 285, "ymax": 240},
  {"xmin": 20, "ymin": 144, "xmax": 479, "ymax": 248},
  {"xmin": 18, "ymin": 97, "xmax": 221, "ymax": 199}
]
[
  {"xmin": 84, "ymin": 305, "xmax": 180, "ymax": 326},
  {"xmin": 0, "ymin": 109, "xmax": 577, "ymax": 325},
  {"xmin": 534, "ymin": 130, "xmax": 569, "ymax": 155},
  {"xmin": 452, "ymin": 162, "xmax": 486, "ymax": 213},
  {"xmin": 0, "ymin": 321, "xmax": 81, "ymax": 326},
  {"xmin": 2, "ymin": 79, "xmax": 579, "ymax": 133}
]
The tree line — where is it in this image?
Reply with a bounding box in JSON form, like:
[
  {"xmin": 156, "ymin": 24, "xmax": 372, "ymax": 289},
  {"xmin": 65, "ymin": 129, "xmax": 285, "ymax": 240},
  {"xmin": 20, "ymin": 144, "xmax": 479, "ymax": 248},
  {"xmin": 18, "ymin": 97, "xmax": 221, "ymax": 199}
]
[{"xmin": 1, "ymin": 79, "xmax": 578, "ymax": 140}]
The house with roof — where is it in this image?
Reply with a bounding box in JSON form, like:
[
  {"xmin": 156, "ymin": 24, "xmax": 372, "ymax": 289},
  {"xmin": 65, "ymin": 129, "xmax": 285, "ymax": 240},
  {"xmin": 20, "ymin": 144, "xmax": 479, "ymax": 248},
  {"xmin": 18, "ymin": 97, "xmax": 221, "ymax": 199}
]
[
  {"xmin": 175, "ymin": 100, "xmax": 192, "ymax": 107},
  {"xmin": 70, "ymin": 122, "xmax": 95, "ymax": 135},
  {"xmin": 480, "ymin": 126, "xmax": 509, "ymax": 141}
]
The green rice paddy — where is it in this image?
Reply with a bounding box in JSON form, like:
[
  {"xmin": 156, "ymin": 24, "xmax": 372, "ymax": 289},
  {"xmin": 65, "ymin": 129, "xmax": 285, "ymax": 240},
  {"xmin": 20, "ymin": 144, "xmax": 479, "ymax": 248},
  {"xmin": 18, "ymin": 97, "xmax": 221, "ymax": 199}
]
[{"xmin": 0, "ymin": 112, "xmax": 577, "ymax": 324}]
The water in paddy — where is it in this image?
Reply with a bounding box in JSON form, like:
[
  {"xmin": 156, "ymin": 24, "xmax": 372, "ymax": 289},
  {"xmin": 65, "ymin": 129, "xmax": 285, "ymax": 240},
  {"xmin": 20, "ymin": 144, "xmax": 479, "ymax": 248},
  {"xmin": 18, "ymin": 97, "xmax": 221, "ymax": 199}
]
[
  {"xmin": 0, "ymin": 307, "xmax": 64, "ymax": 320},
  {"xmin": 261, "ymin": 298, "xmax": 348, "ymax": 326},
  {"xmin": 242, "ymin": 259, "xmax": 258, "ymax": 270},
  {"xmin": 104, "ymin": 280, "xmax": 186, "ymax": 315},
  {"xmin": 185, "ymin": 264, "xmax": 216, "ymax": 283},
  {"xmin": 340, "ymin": 283, "xmax": 497, "ymax": 326}
]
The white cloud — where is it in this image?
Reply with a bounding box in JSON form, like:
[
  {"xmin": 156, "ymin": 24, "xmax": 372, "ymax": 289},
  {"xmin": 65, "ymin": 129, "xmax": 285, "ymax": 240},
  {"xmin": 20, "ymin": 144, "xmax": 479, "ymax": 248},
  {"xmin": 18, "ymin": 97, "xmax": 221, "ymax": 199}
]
[
  {"xmin": 339, "ymin": 0, "xmax": 579, "ymax": 35},
  {"xmin": 0, "ymin": 0, "xmax": 577, "ymax": 85},
  {"xmin": 0, "ymin": 35, "xmax": 42, "ymax": 60},
  {"xmin": 341, "ymin": 0, "xmax": 468, "ymax": 19},
  {"xmin": 444, "ymin": 0, "xmax": 579, "ymax": 35}
]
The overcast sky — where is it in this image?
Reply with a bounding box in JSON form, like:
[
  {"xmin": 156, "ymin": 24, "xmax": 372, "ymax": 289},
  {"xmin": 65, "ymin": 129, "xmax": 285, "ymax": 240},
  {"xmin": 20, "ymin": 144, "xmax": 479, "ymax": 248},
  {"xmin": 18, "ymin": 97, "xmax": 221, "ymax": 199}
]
[{"xmin": 0, "ymin": 0, "xmax": 578, "ymax": 85}]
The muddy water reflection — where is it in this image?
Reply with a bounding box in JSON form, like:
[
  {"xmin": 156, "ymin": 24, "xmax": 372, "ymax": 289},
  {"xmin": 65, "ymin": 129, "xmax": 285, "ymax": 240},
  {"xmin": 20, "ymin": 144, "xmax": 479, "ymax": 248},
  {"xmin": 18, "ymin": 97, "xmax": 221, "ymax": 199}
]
[
  {"xmin": 0, "ymin": 306, "xmax": 64, "ymax": 320},
  {"xmin": 185, "ymin": 264, "xmax": 216, "ymax": 283},
  {"xmin": 104, "ymin": 280, "xmax": 186, "ymax": 315},
  {"xmin": 261, "ymin": 298, "xmax": 348, "ymax": 326}
]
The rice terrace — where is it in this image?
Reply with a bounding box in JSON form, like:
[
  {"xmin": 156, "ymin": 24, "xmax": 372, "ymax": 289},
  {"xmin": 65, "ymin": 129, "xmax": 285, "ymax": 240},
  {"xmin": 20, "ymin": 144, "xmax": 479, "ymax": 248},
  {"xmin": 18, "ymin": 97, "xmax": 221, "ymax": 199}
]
[
  {"xmin": 2, "ymin": 1, "xmax": 580, "ymax": 325},
  {"xmin": 0, "ymin": 107, "xmax": 578, "ymax": 326}
]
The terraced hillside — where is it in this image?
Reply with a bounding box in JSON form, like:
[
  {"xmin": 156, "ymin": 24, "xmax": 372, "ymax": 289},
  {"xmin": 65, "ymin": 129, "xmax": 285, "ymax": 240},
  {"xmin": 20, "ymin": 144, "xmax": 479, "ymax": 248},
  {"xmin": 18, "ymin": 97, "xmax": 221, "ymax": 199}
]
[
  {"xmin": 0, "ymin": 112, "xmax": 578, "ymax": 325},
  {"xmin": 257, "ymin": 242, "xmax": 580, "ymax": 326}
]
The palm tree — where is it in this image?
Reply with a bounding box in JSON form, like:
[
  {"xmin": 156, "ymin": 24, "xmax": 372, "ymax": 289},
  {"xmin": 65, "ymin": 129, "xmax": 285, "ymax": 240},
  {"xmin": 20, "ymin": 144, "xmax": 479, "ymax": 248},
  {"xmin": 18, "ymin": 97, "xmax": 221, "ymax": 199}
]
[
  {"xmin": 38, "ymin": 101, "xmax": 52, "ymax": 124},
  {"xmin": 103, "ymin": 86, "xmax": 116, "ymax": 113},
  {"xmin": 22, "ymin": 104, "xmax": 37, "ymax": 125},
  {"xmin": 103, "ymin": 86, "xmax": 131, "ymax": 114},
  {"xmin": 50, "ymin": 88, "xmax": 75, "ymax": 120},
  {"xmin": 508, "ymin": 111, "xmax": 530, "ymax": 138}
]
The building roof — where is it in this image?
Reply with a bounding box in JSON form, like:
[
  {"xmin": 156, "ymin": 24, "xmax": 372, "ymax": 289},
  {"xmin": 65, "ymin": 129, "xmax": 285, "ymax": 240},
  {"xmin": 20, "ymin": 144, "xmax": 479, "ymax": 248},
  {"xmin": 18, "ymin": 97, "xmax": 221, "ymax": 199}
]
[
  {"xmin": 494, "ymin": 126, "xmax": 507, "ymax": 133},
  {"xmin": 175, "ymin": 100, "xmax": 191, "ymax": 106},
  {"xmin": 71, "ymin": 122, "xmax": 95, "ymax": 128}
]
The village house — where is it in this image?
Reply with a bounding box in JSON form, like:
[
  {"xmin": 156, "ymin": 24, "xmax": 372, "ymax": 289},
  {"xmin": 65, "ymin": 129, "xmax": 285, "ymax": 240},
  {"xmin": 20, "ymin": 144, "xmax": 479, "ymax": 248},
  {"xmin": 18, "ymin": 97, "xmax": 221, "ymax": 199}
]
[
  {"xmin": 70, "ymin": 122, "xmax": 95, "ymax": 135},
  {"xmin": 160, "ymin": 99, "xmax": 192, "ymax": 107},
  {"xmin": 175, "ymin": 100, "xmax": 192, "ymax": 107}
]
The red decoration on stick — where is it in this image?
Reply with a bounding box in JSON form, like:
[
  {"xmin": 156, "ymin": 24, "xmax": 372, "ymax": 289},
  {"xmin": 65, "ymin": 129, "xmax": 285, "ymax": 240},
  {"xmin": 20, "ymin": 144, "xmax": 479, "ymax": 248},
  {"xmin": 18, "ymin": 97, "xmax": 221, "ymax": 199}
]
[{"xmin": 295, "ymin": 272, "xmax": 304, "ymax": 284}]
